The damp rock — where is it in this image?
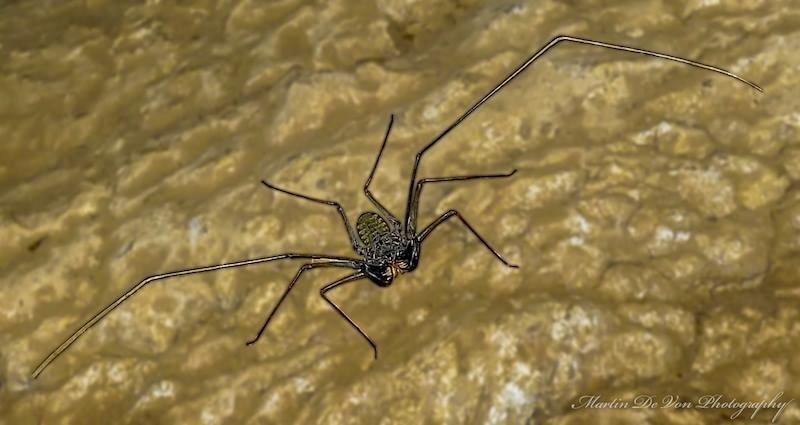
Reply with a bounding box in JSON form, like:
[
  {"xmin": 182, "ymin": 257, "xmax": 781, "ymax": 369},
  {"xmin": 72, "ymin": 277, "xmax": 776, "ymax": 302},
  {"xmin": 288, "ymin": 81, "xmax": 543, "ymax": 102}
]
[
  {"xmin": 2, "ymin": 2, "xmax": 797, "ymax": 425},
  {"xmin": 667, "ymin": 164, "xmax": 738, "ymax": 218},
  {"xmin": 692, "ymin": 219, "xmax": 770, "ymax": 281}
]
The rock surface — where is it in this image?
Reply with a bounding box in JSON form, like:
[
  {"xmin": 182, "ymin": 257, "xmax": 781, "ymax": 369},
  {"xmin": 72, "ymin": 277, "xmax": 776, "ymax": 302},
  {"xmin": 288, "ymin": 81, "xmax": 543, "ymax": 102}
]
[{"xmin": 1, "ymin": 0, "xmax": 798, "ymax": 424}]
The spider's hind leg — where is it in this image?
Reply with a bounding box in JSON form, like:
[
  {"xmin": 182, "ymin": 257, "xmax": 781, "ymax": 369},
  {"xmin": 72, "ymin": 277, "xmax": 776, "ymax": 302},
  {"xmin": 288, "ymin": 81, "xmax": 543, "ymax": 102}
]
[
  {"xmin": 319, "ymin": 272, "xmax": 378, "ymax": 359},
  {"xmin": 245, "ymin": 259, "xmax": 361, "ymax": 346}
]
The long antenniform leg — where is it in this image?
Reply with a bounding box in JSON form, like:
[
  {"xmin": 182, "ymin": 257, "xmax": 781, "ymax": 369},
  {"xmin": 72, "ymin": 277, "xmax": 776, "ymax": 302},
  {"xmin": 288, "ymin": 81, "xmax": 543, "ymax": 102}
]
[
  {"xmin": 406, "ymin": 169, "xmax": 518, "ymax": 233},
  {"xmin": 403, "ymin": 35, "xmax": 763, "ymax": 236},
  {"xmin": 418, "ymin": 209, "xmax": 518, "ymax": 268},
  {"xmin": 261, "ymin": 180, "xmax": 362, "ymax": 252},
  {"xmin": 245, "ymin": 261, "xmax": 358, "ymax": 345},
  {"xmin": 363, "ymin": 114, "xmax": 401, "ymax": 226},
  {"xmin": 32, "ymin": 253, "xmax": 360, "ymax": 379},
  {"xmin": 318, "ymin": 272, "xmax": 378, "ymax": 359}
]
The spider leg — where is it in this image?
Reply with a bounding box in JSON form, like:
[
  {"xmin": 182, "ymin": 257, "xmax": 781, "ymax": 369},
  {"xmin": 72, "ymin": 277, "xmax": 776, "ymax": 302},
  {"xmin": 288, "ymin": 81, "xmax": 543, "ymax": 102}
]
[
  {"xmin": 417, "ymin": 209, "xmax": 518, "ymax": 268},
  {"xmin": 245, "ymin": 260, "xmax": 360, "ymax": 345},
  {"xmin": 405, "ymin": 169, "xmax": 517, "ymax": 236},
  {"xmin": 32, "ymin": 253, "xmax": 359, "ymax": 379},
  {"xmin": 403, "ymin": 35, "xmax": 762, "ymax": 235},
  {"xmin": 319, "ymin": 272, "xmax": 378, "ymax": 359},
  {"xmin": 261, "ymin": 180, "xmax": 361, "ymax": 251},
  {"xmin": 363, "ymin": 114, "xmax": 402, "ymax": 226}
]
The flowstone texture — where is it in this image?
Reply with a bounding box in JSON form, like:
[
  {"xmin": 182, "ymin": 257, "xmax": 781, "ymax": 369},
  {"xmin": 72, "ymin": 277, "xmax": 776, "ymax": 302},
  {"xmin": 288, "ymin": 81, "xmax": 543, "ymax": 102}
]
[{"xmin": 1, "ymin": 1, "xmax": 798, "ymax": 424}]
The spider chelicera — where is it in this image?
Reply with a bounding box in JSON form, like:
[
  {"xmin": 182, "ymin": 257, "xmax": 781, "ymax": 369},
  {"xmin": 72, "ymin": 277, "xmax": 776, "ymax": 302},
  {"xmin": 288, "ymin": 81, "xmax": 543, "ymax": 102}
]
[{"xmin": 32, "ymin": 35, "xmax": 761, "ymax": 379}]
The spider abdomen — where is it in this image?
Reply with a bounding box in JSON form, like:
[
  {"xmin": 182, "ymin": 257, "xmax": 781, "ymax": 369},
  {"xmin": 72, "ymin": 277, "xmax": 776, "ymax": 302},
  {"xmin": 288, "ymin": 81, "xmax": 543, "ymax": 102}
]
[
  {"xmin": 356, "ymin": 212, "xmax": 391, "ymax": 245},
  {"xmin": 356, "ymin": 212, "xmax": 401, "ymax": 261}
]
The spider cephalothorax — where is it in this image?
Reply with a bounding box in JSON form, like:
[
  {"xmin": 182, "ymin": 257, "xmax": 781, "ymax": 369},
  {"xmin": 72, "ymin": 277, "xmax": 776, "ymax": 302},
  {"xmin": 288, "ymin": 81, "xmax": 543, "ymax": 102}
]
[
  {"xmin": 32, "ymin": 35, "xmax": 761, "ymax": 378},
  {"xmin": 361, "ymin": 234, "xmax": 421, "ymax": 287}
]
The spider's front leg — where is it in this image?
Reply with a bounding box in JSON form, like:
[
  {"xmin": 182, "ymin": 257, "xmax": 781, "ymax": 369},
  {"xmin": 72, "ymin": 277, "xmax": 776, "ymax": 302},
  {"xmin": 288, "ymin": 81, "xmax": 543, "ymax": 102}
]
[{"xmin": 402, "ymin": 34, "xmax": 760, "ymax": 235}]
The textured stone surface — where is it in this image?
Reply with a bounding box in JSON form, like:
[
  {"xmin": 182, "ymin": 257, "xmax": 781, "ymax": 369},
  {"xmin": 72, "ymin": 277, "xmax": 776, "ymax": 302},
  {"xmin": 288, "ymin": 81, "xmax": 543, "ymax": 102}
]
[{"xmin": 1, "ymin": 0, "xmax": 799, "ymax": 424}]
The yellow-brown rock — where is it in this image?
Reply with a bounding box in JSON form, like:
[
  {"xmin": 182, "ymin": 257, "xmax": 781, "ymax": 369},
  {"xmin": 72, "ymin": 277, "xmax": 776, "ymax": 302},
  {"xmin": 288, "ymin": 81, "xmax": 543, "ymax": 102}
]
[{"xmin": 1, "ymin": 1, "xmax": 798, "ymax": 424}]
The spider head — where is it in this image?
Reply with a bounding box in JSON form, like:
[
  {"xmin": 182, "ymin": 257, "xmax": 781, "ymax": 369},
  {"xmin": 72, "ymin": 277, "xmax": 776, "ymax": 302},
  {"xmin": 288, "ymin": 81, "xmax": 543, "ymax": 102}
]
[
  {"xmin": 364, "ymin": 263, "xmax": 394, "ymax": 287},
  {"xmin": 363, "ymin": 240, "xmax": 420, "ymax": 287}
]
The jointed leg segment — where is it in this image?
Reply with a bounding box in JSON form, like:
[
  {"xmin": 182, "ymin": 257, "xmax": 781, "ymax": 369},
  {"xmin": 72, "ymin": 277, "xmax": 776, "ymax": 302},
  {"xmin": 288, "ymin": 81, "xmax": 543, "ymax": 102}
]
[
  {"xmin": 261, "ymin": 180, "xmax": 361, "ymax": 251},
  {"xmin": 418, "ymin": 209, "xmax": 518, "ymax": 268},
  {"xmin": 245, "ymin": 260, "xmax": 359, "ymax": 346},
  {"xmin": 405, "ymin": 169, "xmax": 517, "ymax": 236},
  {"xmin": 364, "ymin": 114, "xmax": 401, "ymax": 226},
  {"xmin": 31, "ymin": 253, "xmax": 359, "ymax": 379},
  {"xmin": 319, "ymin": 272, "xmax": 378, "ymax": 359},
  {"xmin": 402, "ymin": 35, "xmax": 762, "ymax": 237}
]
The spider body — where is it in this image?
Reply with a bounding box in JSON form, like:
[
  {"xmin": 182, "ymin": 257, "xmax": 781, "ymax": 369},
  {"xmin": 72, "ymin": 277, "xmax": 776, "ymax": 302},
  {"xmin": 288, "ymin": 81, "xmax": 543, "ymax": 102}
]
[
  {"xmin": 32, "ymin": 35, "xmax": 761, "ymax": 379},
  {"xmin": 355, "ymin": 211, "xmax": 420, "ymax": 286}
]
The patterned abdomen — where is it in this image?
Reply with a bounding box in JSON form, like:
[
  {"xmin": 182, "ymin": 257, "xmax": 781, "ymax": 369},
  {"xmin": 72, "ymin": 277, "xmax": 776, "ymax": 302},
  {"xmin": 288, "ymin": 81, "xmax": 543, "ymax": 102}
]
[
  {"xmin": 356, "ymin": 212, "xmax": 401, "ymax": 262},
  {"xmin": 356, "ymin": 212, "xmax": 392, "ymax": 246}
]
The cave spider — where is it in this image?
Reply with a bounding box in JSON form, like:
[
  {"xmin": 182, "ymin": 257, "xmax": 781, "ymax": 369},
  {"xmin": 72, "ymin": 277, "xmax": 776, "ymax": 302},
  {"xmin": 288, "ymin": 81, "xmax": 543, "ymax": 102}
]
[{"xmin": 32, "ymin": 35, "xmax": 761, "ymax": 379}]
